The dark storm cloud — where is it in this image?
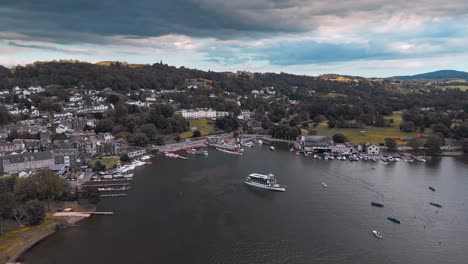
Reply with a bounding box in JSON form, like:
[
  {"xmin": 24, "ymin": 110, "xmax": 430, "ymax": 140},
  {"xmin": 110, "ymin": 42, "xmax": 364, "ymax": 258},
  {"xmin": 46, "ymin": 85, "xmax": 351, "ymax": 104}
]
[
  {"xmin": 0, "ymin": 0, "xmax": 303, "ymax": 44},
  {"xmin": 2, "ymin": 0, "xmax": 464, "ymax": 44}
]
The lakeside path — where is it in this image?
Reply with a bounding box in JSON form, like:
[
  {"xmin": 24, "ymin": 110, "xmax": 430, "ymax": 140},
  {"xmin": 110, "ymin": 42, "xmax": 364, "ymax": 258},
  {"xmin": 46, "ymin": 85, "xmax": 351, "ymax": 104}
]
[{"xmin": 1, "ymin": 203, "xmax": 95, "ymax": 264}]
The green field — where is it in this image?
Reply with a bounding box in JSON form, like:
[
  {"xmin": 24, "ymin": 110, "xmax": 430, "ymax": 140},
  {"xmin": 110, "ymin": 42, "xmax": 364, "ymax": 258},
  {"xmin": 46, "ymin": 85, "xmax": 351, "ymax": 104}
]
[
  {"xmin": 89, "ymin": 156, "xmax": 120, "ymax": 169},
  {"xmin": 180, "ymin": 118, "xmax": 216, "ymax": 139},
  {"xmin": 312, "ymin": 112, "xmax": 425, "ymax": 144}
]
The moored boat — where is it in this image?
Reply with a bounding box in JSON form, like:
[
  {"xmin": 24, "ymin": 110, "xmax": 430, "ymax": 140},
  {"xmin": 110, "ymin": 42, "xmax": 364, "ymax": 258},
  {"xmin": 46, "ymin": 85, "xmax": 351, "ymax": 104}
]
[
  {"xmin": 195, "ymin": 149, "xmax": 209, "ymax": 156},
  {"xmin": 240, "ymin": 141, "xmax": 253, "ymax": 147},
  {"xmin": 253, "ymin": 139, "xmax": 263, "ymax": 144},
  {"xmin": 371, "ymin": 202, "xmax": 384, "ymax": 207},
  {"xmin": 387, "ymin": 217, "xmax": 401, "ymax": 224},
  {"xmin": 186, "ymin": 148, "xmax": 197, "ymax": 154},
  {"xmin": 244, "ymin": 173, "xmax": 285, "ymax": 192},
  {"xmin": 429, "ymin": 186, "xmax": 435, "ymax": 192},
  {"xmin": 430, "ymin": 202, "xmax": 442, "ymax": 208},
  {"xmin": 216, "ymin": 147, "xmax": 243, "ymax": 156},
  {"xmin": 270, "ymin": 146, "xmax": 275, "ymax": 151},
  {"xmin": 321, "ymin": 182, "xmax": 327, "ymax": 187},
  {"xmin": 372, "ymin": 230, "xmax": 383, "ymax": 239}
]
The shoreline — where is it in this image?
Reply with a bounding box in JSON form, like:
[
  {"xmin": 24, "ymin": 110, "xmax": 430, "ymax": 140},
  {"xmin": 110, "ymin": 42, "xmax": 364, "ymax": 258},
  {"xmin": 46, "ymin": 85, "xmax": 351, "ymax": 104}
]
[{"xmin": 6, "ymin": 205, "xmax": 96, "ymax": 264}]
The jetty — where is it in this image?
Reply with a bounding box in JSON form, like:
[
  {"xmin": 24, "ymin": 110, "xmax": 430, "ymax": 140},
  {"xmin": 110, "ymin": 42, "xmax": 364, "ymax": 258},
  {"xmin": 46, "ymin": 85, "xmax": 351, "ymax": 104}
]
[
  {"xmin": 401, "ymin": 153, "xmax": 425, "ymax": 162},
  {"xmin": 83, "ymin": 182, "xmax": 132, "ymax": 187},
  {"xmin": 53, "ymin": 211, "xmax": 114, "ymax": 217},
  {"xmin": 101, "ymin": 193, "xmax": 128, "ymax": 198}
]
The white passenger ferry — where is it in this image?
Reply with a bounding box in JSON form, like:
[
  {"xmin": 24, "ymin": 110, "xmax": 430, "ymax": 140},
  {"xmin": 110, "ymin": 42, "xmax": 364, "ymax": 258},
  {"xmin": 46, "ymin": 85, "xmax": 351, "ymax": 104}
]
[{"xmin": 244, "ymin": 173, "xmax": 286, "ymax": 192}]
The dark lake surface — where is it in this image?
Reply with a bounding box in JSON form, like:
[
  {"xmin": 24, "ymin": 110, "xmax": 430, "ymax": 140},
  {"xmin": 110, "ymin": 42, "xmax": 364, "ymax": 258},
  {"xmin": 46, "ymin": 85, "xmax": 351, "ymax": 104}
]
[{"xmin": 23, "ymin": 145, "xmax": 468, "ymax": 264}]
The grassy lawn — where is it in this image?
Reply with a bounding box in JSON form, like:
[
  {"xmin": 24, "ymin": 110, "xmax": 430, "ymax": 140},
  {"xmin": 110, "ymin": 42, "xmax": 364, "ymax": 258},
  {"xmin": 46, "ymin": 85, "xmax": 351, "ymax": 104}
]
[
  {"xmin": 89, "ymin": 156, "xmax": 120, "ymax": 170},
  {"xmin": 312, "ymin": 111, "xmax": 427, "ymax": 145},
  {"xmin": 0, "ymin": 201, "xmax": 91, "ymax": 262},
  {"xmin": 180, "ymin": 118, "xmax": 215, "ymax": 139}
]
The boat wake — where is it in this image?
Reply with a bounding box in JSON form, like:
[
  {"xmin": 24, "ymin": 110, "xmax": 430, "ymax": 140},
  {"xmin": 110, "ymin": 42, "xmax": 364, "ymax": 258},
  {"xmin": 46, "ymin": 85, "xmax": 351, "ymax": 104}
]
[{"xmin": 315, "ymin": 165, "xmax": 385, "ymax": 200}]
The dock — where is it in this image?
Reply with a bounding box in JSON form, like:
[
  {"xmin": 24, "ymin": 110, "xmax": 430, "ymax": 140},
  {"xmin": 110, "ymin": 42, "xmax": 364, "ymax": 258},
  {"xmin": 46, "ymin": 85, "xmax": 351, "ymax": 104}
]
[
  {"xmin": 53, "ymin": 211, "xmax": 114, "ymax": 217},
  {"xmin": 83, "ymin": 182, "xmax": 132, "ymax": 187},
  {"xmin": 101, "ymin": 193, "xmax": 128, "ymax": 198},
  {"xmin": 401, "ymin": 153, "xmax": 425, "ymax": 162}
]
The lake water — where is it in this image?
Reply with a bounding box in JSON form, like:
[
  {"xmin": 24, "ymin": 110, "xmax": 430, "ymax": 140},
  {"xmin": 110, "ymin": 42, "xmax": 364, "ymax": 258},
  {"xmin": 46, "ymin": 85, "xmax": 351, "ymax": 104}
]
[{"xmin": 23, "ymin": 144, "xmax": 468, "ymax": 264}]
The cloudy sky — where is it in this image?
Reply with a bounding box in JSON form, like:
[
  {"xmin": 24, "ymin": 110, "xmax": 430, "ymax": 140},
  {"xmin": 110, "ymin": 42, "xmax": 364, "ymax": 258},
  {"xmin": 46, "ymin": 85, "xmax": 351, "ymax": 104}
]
[{"xmin": 0, "ymin": 0, "xmax": 467, "ymax": 77}]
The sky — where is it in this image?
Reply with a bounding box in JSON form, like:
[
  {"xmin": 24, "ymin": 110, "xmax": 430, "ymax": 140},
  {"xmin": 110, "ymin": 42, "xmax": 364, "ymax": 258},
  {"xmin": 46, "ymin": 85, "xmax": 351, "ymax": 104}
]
[{"xmin": 0, "ymin": 0, "xmax": 467, "ymax": 77}]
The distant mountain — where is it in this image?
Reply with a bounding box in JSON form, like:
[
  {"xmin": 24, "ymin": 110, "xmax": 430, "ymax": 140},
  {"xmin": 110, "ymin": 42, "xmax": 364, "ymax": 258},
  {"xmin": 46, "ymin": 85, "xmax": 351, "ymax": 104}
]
[{"xmin": 391, "ymin": 70, "xmax": 468, "ymax": 80}]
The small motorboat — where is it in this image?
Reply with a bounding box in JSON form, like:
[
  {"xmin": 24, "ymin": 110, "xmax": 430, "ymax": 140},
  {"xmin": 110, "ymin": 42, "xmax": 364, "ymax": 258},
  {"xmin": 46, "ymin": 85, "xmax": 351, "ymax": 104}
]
[
  {"xmin": 270, "ymin": 146, "xmax": 275, "ymax": 151},
  {"xmin": 381, "ymin": 161, "xmax": 388, "ymax": 165},
  {"xmin": 321, "ymin": 182, "xmax": 327, "ymax": 187},
  {"xmin": 371, "ymin": 202, "xmax": 384, "ymax": 207},
  {"xmin": 387, "ymin": 217, "xmax": 401, "ymax": 224},
  {"xmin": 430, "ymin": 202, "xmax": 442, "ymax": 208},
  {"xmin": 429, "ymin": 187, "xmax": 435, "ymax": 192},
  {"xmin": 372, "ymin": 230, "xmax": 383, "ymax": 239}
]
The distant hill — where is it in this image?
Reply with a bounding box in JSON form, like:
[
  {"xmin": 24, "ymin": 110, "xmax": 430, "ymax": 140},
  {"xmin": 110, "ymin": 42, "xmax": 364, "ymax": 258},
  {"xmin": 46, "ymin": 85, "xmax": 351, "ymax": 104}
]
[{"xmin": 391, "ymin": 70, "xmax": 468, "ymax": 80}]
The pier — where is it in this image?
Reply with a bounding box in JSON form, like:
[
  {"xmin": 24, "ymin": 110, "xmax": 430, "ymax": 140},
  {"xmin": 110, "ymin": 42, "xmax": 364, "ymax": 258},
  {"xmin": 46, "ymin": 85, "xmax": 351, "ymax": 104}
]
[
  {"xmin": 83, "ymin": 182, "xmax": 132, "ymax": 187},
  {"xmin": 101, "ymin": 193, "xmax": 128, "ymax": 198},
  {"xmin": 401, "ymin": 153, "xmax": 425, "ymax": 162}
]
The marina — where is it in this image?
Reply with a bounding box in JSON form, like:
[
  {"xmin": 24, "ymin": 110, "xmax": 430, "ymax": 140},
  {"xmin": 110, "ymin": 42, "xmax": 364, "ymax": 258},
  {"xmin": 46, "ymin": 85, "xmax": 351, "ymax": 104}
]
[{"xmin": 22, "ymin": 144, "xmax": 468, "ymax": 264}]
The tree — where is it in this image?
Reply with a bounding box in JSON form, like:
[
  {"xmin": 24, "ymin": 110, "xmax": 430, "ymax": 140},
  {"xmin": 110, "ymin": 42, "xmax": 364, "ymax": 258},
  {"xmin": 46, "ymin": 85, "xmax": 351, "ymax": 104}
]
[
  {"xmin": 106, "ymin": 93, "xmax": 120, "ymax": 104},
  {"xmin": 374, "ymin": 115, "xmax": 386, "ymax": 127},
  {"xmin": 14, "ymin": 177, "xmax": 39, "ymax": 202},
  {"xmin": 81, "ymin": 186, "xmax": 101, "ymax": 204},
  {"xmin": 431, "ymin": 123, "xmax": 450, "ymax": 137},
  {"xmin": 0, "ymin": 189, "xmax": 14, "ymax": 236},
  {"xmin": 401, "ymin": 121, "xmax": 416, "ymax": 132},
  {"xmin": 384, "ymin": 138, "xmax": 398, "ymax": 152},
  {"xmin": 131, "ymin": 133, "xmax": 149, "ymax": 147},
  {"xmin": 192, "ymin": 130, "xmax": 201, "ymax": 138},
  {"xmin": 424, "ymin": 134, "xmax": 444, "ymax": 155},
  {"xmin": 35, "ymin": 169, "xmax": 70, "ymax": 210},
  {"xmin": 95, "ymin": 119, "xmax": 115, "ymax": 133},
  {"xmin": 93, "ymin": 161, "xmax": 106, "ymax": 172},
  {"xmin": 407, "ymin": 138, "xmax": 423, "ymax": 151},
  {"xmin": 13, "ymin": 205, "xmax": 28, "ymax": 233},
  {"xmin": 215, "ymin": 116, "xmax": 239, "ymax": 132},
  {"xmin": 120, "ymin": 154, "xmax": 131, "ymax": 163},
  {"xmin": 155, "ymin": 136, "xmax": 165, "ymax": 146},
  {"xmin": 140, "ymin": 124, "xmax": 158, "ymax": 140},
  {"xmin": 327, "ymin": 118, "xmax": 336, "ymax": 128},
  {"xmin": 24, "ymin": 200, "xmax": 45, "ymax": 225},
  {"xmin": 332, "ymin": 133, "xmax": 347, "ymax": 143},
  {"xmin": 261, "ymin": 116, "xmax": 271, "ymax": 130},
  {"xmin": 0, "ymin": 105, "xmax": 10, "ymax": 125}
]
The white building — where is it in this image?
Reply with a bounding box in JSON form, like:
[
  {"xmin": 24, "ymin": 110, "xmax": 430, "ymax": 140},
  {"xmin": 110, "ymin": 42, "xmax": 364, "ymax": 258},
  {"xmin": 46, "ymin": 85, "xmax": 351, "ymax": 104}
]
[
  {"xmin": 366, "ymin": 144, "xmax": 380, "ymax": 155},
  {"xmin": 56, "ymin": 124, "xmax": 72, "ymax": 134},
  {"xmin": 178, "ymin": 109, "xmax": 230, "ymax": 119},
  {"xmin": 237, "ymin": 111, "xmax": 251, "ymax": 120},
  {"xmin": 70, "ymin": 94, "xmax": 83, "ymax": 102},
  {"xmin": 28, "ymin": 86, "xmax": 45, "ymax": 93}
]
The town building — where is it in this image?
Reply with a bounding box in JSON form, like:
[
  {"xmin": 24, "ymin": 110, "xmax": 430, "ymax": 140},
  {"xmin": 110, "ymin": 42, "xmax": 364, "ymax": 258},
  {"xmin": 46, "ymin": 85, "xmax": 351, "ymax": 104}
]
[
  {"xmin": 0, "ymin": 142, "xmax": 25, "ymax": 155},
  {"xmin": 127, "ymin": 147, "xmax": 146, "ymax": 158},
  {"xmin": 178, "ymin": 109, "xmax": 230, "ymax": 119},
  {"xmin": 96, "ymin": 138, "xmax": 127, "ymax": 156},
  {"xmin": 366, "ymin": 144, "xmax": 380, "ymax": 155},
  {"xmin": 300, "ymin": 136, "xmax": 333, "ymax": 153},
  {"xmin": 0, "ymin": 151, "xmax": 54, "ymax": 174}
]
